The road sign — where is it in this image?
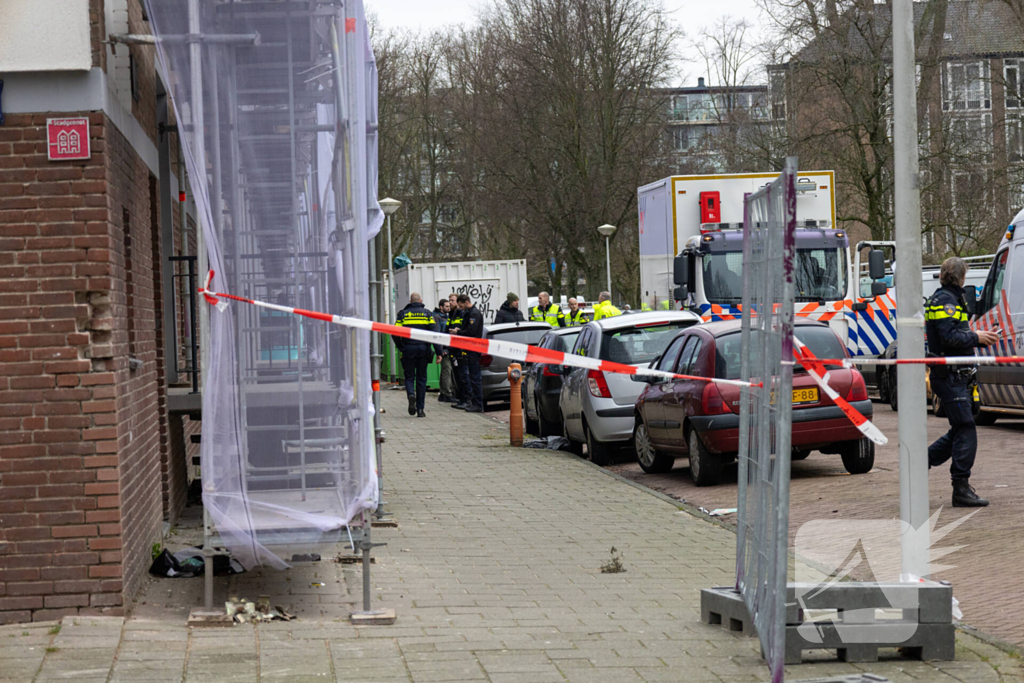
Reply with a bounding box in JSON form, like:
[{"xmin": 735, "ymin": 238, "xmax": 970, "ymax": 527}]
[{"xmin": 47, "ymin": 118, "xmax": 90, "ymax": 161}]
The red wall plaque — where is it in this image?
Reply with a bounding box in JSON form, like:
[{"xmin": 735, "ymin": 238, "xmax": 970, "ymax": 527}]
[{"xmin": 47, "ymin": 118, "xmax": 91, "ymax": 161}]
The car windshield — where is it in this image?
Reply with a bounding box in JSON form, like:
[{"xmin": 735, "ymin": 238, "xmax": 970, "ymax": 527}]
[
  {"xmin": 599, "ymin": 321, "xmax": 696, "ymax": 365},
  {"xmin": 703, "ymin": 248, "xmax": 848, "ymax": 304},
  {"xmin": 488, "ymin": 327, "xmax": 550, "ymax": 346},
  {"xmin": 715, "ymin": 326, "xmax": 848, "ymax": 379}
]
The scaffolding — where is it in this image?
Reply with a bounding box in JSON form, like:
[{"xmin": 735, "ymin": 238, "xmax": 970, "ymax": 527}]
[{"xmin": 143, "ymin": 0, "xmax": 383, "ymax": 615}]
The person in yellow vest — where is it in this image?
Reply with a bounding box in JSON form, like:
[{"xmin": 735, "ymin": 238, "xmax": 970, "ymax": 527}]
[
  {"xmin": 659, "ymin": 298, "xmax": 672, "ymax": 310},
  {"xmin": 565, "ymin": 298, "xmax": 587, "ymax": 326},
  {"xmin": 529, "ymin": 292, "xmax": 565, "ymax": 327},
  {"xmin": 593, "ymin": 291, "xmax": 622, "ymax": 321}
]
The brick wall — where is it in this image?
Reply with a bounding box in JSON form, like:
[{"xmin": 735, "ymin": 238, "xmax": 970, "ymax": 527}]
[{"xmin": 0, "ymin": 110, "xmax": 168, "ymax": 623}]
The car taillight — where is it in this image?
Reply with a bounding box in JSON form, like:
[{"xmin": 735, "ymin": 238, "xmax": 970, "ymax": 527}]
[
  {"xmin": 846, "ymin": 371, "xmax": 868, "ymax": 401},
  {"xmin": 587, "ymin": 369, "xmax": 612, "ymax": 398},
  {"xmin": 542, "ymin": 364, "xmax": 561, "ymax": 377},
  {"xmin": 481, "ymin": 354, "xmax": 493, "ymax": 368},
  {"xmin": 701, "ymin": 382, "xmax": 732, "ymax": 415}
]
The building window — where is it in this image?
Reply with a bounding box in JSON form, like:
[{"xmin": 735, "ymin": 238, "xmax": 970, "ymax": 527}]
[
  {"xmin": 1006, "ymin": 59, "xmax": 1022, "ymax": 109},
  {"xmin": 769, "ymin": 70, "xmax": 787, "ymax": 120},
  {"xmin": 130, "ymin": 54, "xmax": 141, "ymax": 103},
  {"xmin": 670, "ymin": 127, "xmax": 690, "ymax": 151},
  {"xmin": 951, "ymin": 114, "xmax": 992, "ymax": 155},
  {"xmin": 1008, "ymin": 118, "xmax": 1024, "ymax": 162},
  {"xmin": 944, "ymin": 61, "xmax": 990, "ymax": 111}
]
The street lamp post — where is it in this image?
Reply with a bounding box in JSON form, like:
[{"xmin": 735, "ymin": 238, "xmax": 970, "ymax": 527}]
[
  {"xmin": 597, "ymin": 224, "xmax": 617, "ymax": 295},
  {"xmin": 379, "ymin": 198, "xmax": 401, "ymax": 381}
]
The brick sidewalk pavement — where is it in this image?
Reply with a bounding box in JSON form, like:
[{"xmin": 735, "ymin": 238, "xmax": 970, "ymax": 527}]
[
  {"xmin": 1, "ymin": 391, "xmax": 1020, "ymax": 682},
  {"xmin": 607, "ymin": 402, "xmax": 1024, "ymax": 650}
]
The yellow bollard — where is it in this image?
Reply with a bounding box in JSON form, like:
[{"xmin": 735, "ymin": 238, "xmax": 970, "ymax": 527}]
[{"xmin": 508, "ymin": 363, "xmax": 523, "ymax": 447}]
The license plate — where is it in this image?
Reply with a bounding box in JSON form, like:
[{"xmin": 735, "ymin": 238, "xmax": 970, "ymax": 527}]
[
  {"xmin": 769, "ymin": 387, "xmax": 819, "ymax": 404},
  {"xmin": 792, "ymin": 388, "xmax": 819, "ymax": 404}
]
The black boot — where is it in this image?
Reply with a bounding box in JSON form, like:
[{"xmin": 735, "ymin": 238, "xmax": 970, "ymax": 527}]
[
  {"xmin": 417, "ymin": 408, "xmax": 426, "ymax": 418},
  {"xmin": 408, "ymin": 395, "xmax": 417, "ymax": 415},
  {"xmin": 952, "ymin": 479, "xmax": 989, "ymax": 507},
  {"xmin": 452, "ymin": 401, "xmax": 469, "ymax": 410}
]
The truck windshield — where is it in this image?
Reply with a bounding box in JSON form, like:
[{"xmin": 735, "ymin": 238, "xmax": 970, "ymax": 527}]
[{"xmin": 703, "ymin": 248, "xmax": 847, "ymax": 303}]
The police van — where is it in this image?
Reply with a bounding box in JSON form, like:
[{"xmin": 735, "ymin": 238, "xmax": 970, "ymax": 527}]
[
  {"xmin": 637, "ymin": 172, "xmax": 898, "ymax": 375},
  {"xmin": 970, "ymin": 207, "xmax": 1024, "ymax": 423}
]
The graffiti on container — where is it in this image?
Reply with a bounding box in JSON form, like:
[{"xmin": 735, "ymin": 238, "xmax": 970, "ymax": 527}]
[{"xmin": 454, "ymin": 282, "xmax": 495, "ymax": 321}]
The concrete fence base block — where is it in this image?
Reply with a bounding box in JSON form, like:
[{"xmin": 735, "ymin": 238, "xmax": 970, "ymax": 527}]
[
  {"xmin": 700, "ymin": 583, "xmax": 956, "ymax": 664},
  {"xmin": 350, "ymin": 608, "xmax": 396, "ymax": 626}
]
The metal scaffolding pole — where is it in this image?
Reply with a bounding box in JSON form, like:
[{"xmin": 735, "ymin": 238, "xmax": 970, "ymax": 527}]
[{"xmin": 892, "ymin": 0, "xmax": 930, "ymax": 578}]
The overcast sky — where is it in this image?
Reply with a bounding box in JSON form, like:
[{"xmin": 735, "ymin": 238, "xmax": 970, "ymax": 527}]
[{"xmin": 365, "ymin": 0, "xmax": 766, "ymax": 87}]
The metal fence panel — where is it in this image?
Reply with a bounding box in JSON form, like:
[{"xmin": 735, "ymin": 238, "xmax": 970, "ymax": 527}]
[{"xmin": 735, "ymin": 158, "xmax": 798, "ymax": 683}]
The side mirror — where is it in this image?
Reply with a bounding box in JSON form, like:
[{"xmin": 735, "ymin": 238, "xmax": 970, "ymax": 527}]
[
  {"xmin": 631, "ymin": 374, "xmax": 650, "ymax": 383},
  {"xmin": 673, "ymin": 284, "xmax": 687, "ymax": 302},
  {"xmin": 687, "ymin": 252, "xmax": 697, "ymax": 292},
  {"xmin": 963, "ymin": 285, "xmax": 977, "ymax": 316},
  {"xmin": 673, "ymin": 255, "xmax": 686, "ymax": 285},
  {"xmin": 870, "ymin": 281, "xmax": 888, "ymax": 296},
  {"xmin": 868, "ymin": 249, "xmax": 886, "ymax": 280},
  {"xmin": 851, "ymin": 301, "xmax": 868, "ymax": 312}
]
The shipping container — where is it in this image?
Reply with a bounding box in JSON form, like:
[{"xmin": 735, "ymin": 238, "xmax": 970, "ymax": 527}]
[{"xmin": 391, "ymin": 260, "xmax": 528, "ymax": 389}]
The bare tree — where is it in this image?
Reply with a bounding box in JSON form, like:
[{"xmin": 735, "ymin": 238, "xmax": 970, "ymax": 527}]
[{"xmin": 466, "ymin": 0, "xmax": 680, "ymax": 299}]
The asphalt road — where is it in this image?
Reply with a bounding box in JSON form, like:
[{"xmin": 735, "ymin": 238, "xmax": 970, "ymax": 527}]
[{"xmin": 482, "ymin": 395, "xmax": 1024, "ymax": 649}]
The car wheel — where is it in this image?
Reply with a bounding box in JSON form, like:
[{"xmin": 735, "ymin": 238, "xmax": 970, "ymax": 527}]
[
  {"xmin": 839, "ymin": 438, "xmax": 874, "ymax": 474},
  {"xmin": 792, "ymin": 449, "xmax": 811, "ymax": 461},
  {"xmin": 932, "ymin": 393, "xmax": 946, "ymax": 418},
  {"xmin": 975, "ymin": 411, "xmax": 998, "ymax": 426},
  {"xmin": 889, "ymin": 379, "xmax": 898, "ymax": 412},
  {"xmin": 634, "ymin": 421, "xmax": 674, "ymax": 474},
  {"xmin": 688, "ymin": 430, "xmax": 723, "ymax": 487},
  {"xmin": 585, "ymin": 422, "xmax": 613, "ymax": 467},
  {"xmin": 877, "ymin": 369, "xmax": 890, "ymax": 403},
  {"xmin": 563, "ymin": 413, "xmax": 584, "ymax": 457}
]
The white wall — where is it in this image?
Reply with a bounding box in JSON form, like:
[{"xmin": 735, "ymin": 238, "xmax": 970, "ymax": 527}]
[{"xmin": 0, "ymin": 0, "xmax": 92, "ymax": 72}]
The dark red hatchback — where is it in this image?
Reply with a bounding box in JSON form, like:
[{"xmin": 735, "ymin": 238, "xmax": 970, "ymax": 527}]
[{"xmin": 632, "ymin": 319, "xmax": 874, "ymax": 486}]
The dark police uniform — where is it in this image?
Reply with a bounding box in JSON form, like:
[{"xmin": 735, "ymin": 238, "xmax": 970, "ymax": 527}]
[
  {"xmin": 456, "ymin": 304, "xmax": 485, "ymax": 410},
  {"xmin": 448, "ymin": 306, "xmax": 467, "ymax": 403},
  {"xmin": 925, "ymin": 283, "xmax": 988, "ymax": 505},
  {"xmin": 395, "ymin": 301, "xmax": 441, "ymax": 415}
]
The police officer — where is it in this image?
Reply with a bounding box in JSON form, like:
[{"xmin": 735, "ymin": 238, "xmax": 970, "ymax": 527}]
[
  {"xmin": 530, "ymin": 292, "xmax": 565, "ymax": 327},
  {"xmin": 447, "ymin": 293, "xmax": 467, "ymax": 409},
  {"xmin": 395, "ymin": 292, "xmax": 442, "ymax": 418},
  {"xmin": 452, "ymin": 293, "xmax": 485, "ymax": 412},
  {"xmin": 565, "ymin": 298, "xmax": 587, "ymax": 326},
  {"xmin": 925, "ymin": 257, "xmax": 999, "ymax": 507},
  {"xmin": 593, "ymin": 291, "xmax": 622, "ymax": 321}
]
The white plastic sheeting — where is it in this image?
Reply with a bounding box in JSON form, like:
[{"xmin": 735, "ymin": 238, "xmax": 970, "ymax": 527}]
[{"xmin": 145, "ymin": 0, "xmax": 382, "ymax": 569}]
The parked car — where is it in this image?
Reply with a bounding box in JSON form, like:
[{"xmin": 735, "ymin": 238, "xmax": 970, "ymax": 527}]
[
  {"xmin": 560, "ymin": 311, "xmax": 703, "ymax": 465},
  {"xmin": 632, "ymin": 319, "xmax": 875, "ymax": 486},
  {"xmin": 481, "ymin": 322, "xmax": 551, "ymax": 407},
  {"xmin": 522, "ymin": 327, "xmax": 582, "ymax": 436}
]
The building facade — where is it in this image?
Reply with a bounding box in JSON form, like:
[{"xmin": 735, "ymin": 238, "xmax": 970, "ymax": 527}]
[{"xmin": 0, "ymin": 0, "xmax": 199, "ymax": 623}]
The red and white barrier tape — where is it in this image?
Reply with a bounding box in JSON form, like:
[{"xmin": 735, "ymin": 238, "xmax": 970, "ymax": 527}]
[
  {"xmin": 792, "ymin": 339, "xmax": 888, "ymax": 446},
  {"xmin": 807, "ymin": 355, "xmax": 1024, "ymax": 367},
  {"xmin": 199, "ymin": 273, "xmax": 759, "ymax": 388}
]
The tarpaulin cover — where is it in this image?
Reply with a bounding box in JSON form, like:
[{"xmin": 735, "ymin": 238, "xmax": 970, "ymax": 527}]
[{"xmin": 145, "ymin": 0, "xmax": 382, "ymax": 569}]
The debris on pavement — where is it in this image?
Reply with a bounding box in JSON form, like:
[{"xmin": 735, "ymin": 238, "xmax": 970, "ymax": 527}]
[
  {"xmin": 522, "ymin": 436, "xmax": 571, "ymax": 450},
  {"xmin": 291, "ymin": 553, "xmax": 321, "ymax": 562},
  {"xmin": 224, "ymin": 596, "xmax": 295, "ymax": 623},
  {"xmin": 149, "ymin": 547, "xmax": 244, "ymax": 578},
  {"xmin": 600, "ymin": 546, "xmax": 626, "ymax": 574}
]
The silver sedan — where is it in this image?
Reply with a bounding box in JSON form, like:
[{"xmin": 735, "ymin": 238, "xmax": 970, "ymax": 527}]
[{"xmin": 559, "ymin": 311, "xmax": 703, "ymax": 465}]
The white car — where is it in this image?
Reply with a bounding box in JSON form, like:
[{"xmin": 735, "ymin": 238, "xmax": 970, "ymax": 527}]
[{"xmin": 559, "ymin": 311, "xmax": 703, "ymax": 465}]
